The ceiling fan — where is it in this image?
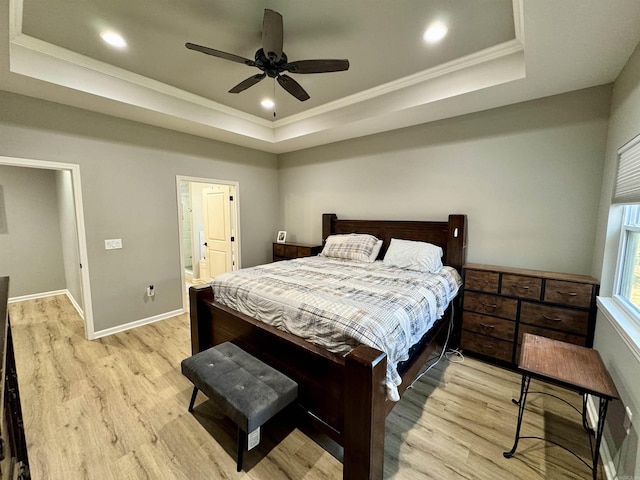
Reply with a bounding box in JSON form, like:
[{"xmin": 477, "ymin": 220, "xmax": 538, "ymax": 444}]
[{"xmin": 185, "ymin": 9, "xmax": 350, "ymax": 102}]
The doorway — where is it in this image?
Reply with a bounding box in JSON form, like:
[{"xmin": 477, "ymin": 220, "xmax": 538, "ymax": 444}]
[
  {"xmin": 0, "ymin": 155, "xmax": 94, "ymax": 338},
  {"xmin": 176, "ymin": 176, "xmax": 240, "ymax": 307}
]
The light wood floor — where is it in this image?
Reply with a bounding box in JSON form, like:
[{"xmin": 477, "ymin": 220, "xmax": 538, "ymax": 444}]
[{"xmin": 9, "ymin": 295, "xmax": 603, "ymax": 479}]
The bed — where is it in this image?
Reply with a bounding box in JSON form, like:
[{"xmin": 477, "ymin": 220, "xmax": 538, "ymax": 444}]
[{"xmin": 189, "ymin": 213, "xmax": 467, "ymax": 479}]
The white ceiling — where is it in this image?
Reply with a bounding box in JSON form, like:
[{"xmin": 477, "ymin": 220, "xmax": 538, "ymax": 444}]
[{"xmin": 1, "ymin": 0, "xmax": 640, "ymax": 154}]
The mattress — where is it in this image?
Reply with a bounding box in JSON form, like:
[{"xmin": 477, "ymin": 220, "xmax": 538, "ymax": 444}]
[{"xmin": 210, "ymin": 256, "xmax": 462, "ymax": 401}]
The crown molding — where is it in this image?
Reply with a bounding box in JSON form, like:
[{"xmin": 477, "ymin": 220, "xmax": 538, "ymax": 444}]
[{"xmin": 273, "ymin": 38, "xmax": 524, "ymax": 128}]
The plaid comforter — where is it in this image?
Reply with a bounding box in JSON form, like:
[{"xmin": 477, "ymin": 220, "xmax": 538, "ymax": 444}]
[{"xmin": 210, "ymin": 256, "xmax": 462, "ymax": 401}]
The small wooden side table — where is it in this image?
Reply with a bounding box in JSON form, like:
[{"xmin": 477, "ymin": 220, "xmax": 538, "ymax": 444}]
[{"xmin": 504, "ymin": 334, "xmax": 619, "ymax": 480}]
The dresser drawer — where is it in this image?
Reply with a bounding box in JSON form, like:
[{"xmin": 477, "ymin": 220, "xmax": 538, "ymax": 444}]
[
  {"xmin": 297, "ymin": 246, "xmax": 318, "ymax": 257},
  {"xmin": 461, "ymin": 312, "xmax": 515, "ymax": 342},
  {"xmin": 465, "ymin": 270, "xmax": 500, "ymax": 293},
  {"xmin": 519, "ymin": 302, "xmax": 589, "ymax": 335},
  {"xmin": 461, "ymin": 331, "xmax": 513, "ymax": 363},
  {"xmin": 273, "ymin": 242, "xmax": 323, "ymax": 262},
  {"xmin": 463, "ymin": 292, "xmax": 518, "ymax": 320},
  {"xmin": 273, "ymin": 244, "xmax": 285, "ymax": 257},
  {"xmin": 501, "ymin": 274, "xmax": 542, "ymax": 300},
  {"xmin": 544, "ymin": 280, "xmax": 593, "ymax": 308}
]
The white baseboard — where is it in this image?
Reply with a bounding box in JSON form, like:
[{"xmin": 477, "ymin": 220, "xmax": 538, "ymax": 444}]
[
  {"xmin": 9, "ymin": 289, "xmax": 85, "ymax": 319},
  {"xmin": 8, "ymin": 289, "xmax": 68, "ymax": 303},
  {"xmin": 586, "ymin": 395, "xmax": 617, "ymax": 480},
  {"xmin": 64, "ymin": 291, "xmax": 85, "ymax": 319},
  {"xmin": 92, "ymin": 308, "xmax": 185, "ymax": 339},
  {"xmin": 8, "ymin": 290, "xmax": 184, "ymax": 340}
]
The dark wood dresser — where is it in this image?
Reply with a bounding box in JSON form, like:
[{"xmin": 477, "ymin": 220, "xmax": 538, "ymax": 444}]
[
  {"xmin": 272, "ymin": 242, "xmax": 323, "ymax": 262},
  {"xmin": 460, "ymin": 263, "xmax": 599, "ymax": 367},
  {"xmin": 0, "ymin": 277, "xmax": 30, "ymax": 479}
]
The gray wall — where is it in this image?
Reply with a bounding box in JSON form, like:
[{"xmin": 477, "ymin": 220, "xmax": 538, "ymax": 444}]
[
  {"xmin": 0, "ymin": 90, "xmax": 278, "ymax": 332},
  {"xmin": 55, "ymin": 169, "xmax": 83, "ymax": 310},
  {"xmin": 0, "ymin": 165, "xmax": 66, "ymax": 296},
  {"xmin": 279, "ymin": 85, "xmax": 611, "ymax": 275},
  {"xmin": 593, "ymin": 41, "xmax": 640, "ymax": 478}
]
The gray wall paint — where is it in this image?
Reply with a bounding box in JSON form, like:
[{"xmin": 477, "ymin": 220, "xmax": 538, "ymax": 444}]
[
  {"xmin": 0, "ymin": 165, "xmax": 66, "ymax": 296},
  {"xmin": 279, "ymin": 85, "xmax": 611, "ymax": 275},
  {"xmin": 593, "ymin": 41, "xmax": 640, "ymax": 478},
  {"xmin": 0, "ymin": 90, "xmax": 278, "ymax": 332},
  {"xmin": 55, "ymin": 169, "xmax": 83, "ymax": 310}
]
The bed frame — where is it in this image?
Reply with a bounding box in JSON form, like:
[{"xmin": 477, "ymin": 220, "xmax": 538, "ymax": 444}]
[{"xmin": 189, "ymin": 213, "xmax": 467, "ymax": 479}]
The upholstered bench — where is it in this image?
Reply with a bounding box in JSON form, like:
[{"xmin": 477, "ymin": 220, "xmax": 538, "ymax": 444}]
[{"xmin": 181, "ymin": 342, "xmax": 298, "ymax": 472}]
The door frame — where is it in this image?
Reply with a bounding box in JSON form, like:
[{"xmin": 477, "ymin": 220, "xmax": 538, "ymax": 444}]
[
  {"xmin": 175, "ymin": 176, "xmax": 241, "ymax": 305},
  {"xmin": 0, "ymin": 155, "xmax": 95, "ymax": 339}
]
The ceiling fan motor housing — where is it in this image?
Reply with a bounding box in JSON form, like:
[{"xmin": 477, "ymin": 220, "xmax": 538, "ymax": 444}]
[{"xmin": 254, "ymin": 48, "xmax": 289, "ymax": 78}]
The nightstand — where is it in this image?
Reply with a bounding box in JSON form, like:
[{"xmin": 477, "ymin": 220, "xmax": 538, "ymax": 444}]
[{"xmin": 272, "ymin": 242, "xmax": 323, "ymax": 262}]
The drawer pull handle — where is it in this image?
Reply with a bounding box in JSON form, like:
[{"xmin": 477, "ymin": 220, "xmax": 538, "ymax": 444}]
[
  {"xmin": 481, "ymin": 303, "xmax": 497, "ymax": 309},
  {"xmin": 479, "ymin": 323, "xmax": 495, "ymax": 330},
  {"xmin": 543, "ymin": 314, "xmax": 562, "ymax": 322},
  {"xmin": 478, "ymin": 344, "xmax": 495, "ymax": 350},
  {"xmin": 557, "ymin": 291, "xmax": 578, "ymax": 297},
  {"xmin": 512, "ymin": 284, "xmax": 530, "ymax": 290}
]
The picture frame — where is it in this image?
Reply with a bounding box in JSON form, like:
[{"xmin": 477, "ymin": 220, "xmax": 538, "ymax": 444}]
[{"xmin": 276, "ymin": 230, "xmax": 287, "ymax": 243}]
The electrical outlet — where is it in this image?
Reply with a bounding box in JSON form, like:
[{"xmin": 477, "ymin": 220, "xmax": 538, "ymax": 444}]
[
  {"xmin": 624, "ymin": 406, "xmax": 633, "ymax": 435},
  {"xmin": 247, "ymin": 427, "xmax": 260, "ymax": 450},
  {"xmin": 146, "ymin": 285, "xmax": 154, "ymax": 297}
]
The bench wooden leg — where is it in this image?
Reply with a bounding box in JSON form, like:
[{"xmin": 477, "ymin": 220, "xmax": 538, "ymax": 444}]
[
  {"xmin": 188, "ymin": 387, "xmax": 198, "ymax": 412},
  {"xmin": 237, "ymin": 428, "xmax": 246, "ymax": 472}
]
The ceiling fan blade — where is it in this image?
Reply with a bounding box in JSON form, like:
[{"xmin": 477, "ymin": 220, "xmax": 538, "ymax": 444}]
[
  {"xmin": 277, "ymin": 74, "xmax": 310, "ymax": 101},
  {"xmin": 285, "ymin": 59, "xmax": 350, "ymax": 74},
  {"xmin": 185, "ymin": 42, "xmax": 255, "ymax": 66},
  {"xmin": 229, "ymin": 73, "xmax": 266, "ymax": 93},
  {"xmin": 262, "ymin": 9, "xmax": 283, "ymax": 61}
]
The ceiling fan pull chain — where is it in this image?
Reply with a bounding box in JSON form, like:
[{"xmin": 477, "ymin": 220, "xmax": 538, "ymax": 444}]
[{"xmin": 273, "ymin": 79, "xmax": 277, "ymax": 118}]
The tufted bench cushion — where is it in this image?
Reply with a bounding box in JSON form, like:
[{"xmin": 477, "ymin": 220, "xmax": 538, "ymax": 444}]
[{"xmin": 181, "ymin": 342, "xmax": 298, "ymax": 471}]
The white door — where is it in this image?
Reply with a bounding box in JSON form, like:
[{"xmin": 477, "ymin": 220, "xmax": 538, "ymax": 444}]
[{"xmin": 202, "ymin": 185, "xmax": 233, "ymax": 279}]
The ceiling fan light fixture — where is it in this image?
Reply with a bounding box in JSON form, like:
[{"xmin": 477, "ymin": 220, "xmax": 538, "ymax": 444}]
[
  {"xmin": 100, "ymin": 31, "xmax": 127, "ymax": 49},
  {"xmin": 261, "ymin": 99, "xmax": 275, "ymax": 109},
  {"xmin": 423, "ymin": 22, "xmax": 448, "ymax": 43}
]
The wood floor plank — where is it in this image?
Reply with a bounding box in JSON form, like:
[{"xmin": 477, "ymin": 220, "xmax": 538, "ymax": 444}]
[{"xmin": 9, "ymin": 295, "xmax": 604, "ymax": 479}]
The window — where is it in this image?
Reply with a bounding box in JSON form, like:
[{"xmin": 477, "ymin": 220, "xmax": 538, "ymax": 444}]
[
  {"xmin": 614, "ymin": 204, "xmax": 640, "ymax": 318},
  {"xmin": 604, "ymin": 133, "xmax": 640, "ymax": 352}
]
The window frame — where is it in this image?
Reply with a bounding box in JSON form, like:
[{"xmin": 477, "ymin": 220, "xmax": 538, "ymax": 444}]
[{"xmin": 613, "ymin": 204, "xmax": 640, "ymax": 325}]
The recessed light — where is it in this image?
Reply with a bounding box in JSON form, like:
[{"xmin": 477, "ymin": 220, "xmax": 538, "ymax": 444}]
[
  {"xmin": 261, "ymin": 99, "xmax": 275, "ymax": 109},
  {"xmin": 423, "ymin": 22, "xmax": 448, "ymax": 43},
  {"xmin": 100, "ymin": 31, "xmax": 127, "ymax": 49}
]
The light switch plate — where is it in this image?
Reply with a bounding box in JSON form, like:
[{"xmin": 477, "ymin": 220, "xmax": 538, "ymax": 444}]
[{"xmin": 105, "ymin": 239, "xmax": 123, "ymax": 250}]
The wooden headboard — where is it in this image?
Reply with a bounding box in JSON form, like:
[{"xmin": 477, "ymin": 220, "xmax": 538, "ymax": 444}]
[{"xmin": 322, "ymin": 213, "xmax": 467, "ymax": 272}]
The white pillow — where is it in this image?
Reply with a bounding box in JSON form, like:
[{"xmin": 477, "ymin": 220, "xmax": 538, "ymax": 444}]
[
  {"xmin": 368, "ymin": 240, "xmax": 383, "ymax": 262},
  {"xmin": 321, "ymin": 234, "xmax": 380, "ymax": 263},
  {"xmin": 383, "ymin": 238, "xmax": 443, "ymax": 273}
]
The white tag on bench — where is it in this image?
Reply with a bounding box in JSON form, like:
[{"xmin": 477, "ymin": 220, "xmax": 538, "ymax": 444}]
[{"xmin": 248, "ymin": 427, "xmax": 260, "ymax": 450}]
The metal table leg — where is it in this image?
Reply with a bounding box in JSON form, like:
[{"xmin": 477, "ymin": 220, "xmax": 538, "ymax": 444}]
[
  {"xmin": 591, "ymin": 397, "xmax": 609, "ymax": 480},
  {"xmin": 503, "ymin": 374, "xmax": 531, "ymax": 458}
]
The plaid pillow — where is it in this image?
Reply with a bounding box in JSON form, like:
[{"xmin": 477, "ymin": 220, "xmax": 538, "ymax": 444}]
[{"xmin": 320, "ymin": 234, "xmax": 380, "ymax": 262}]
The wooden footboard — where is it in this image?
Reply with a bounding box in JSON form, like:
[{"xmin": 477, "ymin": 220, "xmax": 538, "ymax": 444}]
[{"xmin": 190, "ymin": 285, "xmax": 391, "ymax": 479}]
